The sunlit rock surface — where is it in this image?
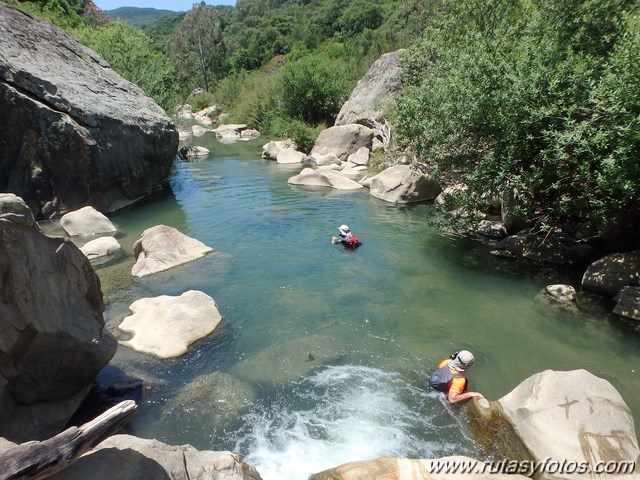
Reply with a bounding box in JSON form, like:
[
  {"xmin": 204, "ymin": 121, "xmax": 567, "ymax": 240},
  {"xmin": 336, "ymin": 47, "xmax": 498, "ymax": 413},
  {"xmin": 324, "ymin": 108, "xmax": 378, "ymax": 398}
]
[
  {"xmin": 131, "ymin": 225, "xmax": 214, "ymax": 277},
  {"xmin": 0, "ymin": 4, "xmax": 178, "ymax": 218},
  {"xmin": 49, "ymin": 434, "xmax": 263, "ymax": 480},
  {"xmin": 119, "ymin": 290, "xmax": 224, "ymax": 359},
  {"xmin": 0, "ymin": 195, "xmax": 116, "ymax": 442}
]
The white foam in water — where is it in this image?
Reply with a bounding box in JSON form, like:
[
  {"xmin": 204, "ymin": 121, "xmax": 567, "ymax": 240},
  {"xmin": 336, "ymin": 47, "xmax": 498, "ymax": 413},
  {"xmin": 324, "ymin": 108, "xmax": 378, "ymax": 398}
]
[{"xmin": 232, "ymin": 365, "xmax": 464, "ymax": 480}]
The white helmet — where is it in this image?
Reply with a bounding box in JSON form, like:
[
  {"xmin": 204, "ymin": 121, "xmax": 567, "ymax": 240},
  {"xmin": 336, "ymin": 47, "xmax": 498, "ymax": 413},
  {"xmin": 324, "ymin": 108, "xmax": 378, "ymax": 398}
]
[
  {"xmin": 339, "ymin": 224, "xmax": 350, "ymax": 235},
  {"xmin": 451, "ymin": 350, "xmax": 475, "ymax": 371}
]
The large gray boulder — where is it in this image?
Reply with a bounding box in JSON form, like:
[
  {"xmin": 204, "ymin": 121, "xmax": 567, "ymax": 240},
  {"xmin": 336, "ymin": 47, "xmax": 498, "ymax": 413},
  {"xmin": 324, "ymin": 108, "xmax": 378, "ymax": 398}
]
[
  {"xmin": 369, "ymin": 164, "xmax": 441, "ymax": 203},
  {"xmin": 277, "ymin": 148, "xmax": 306, "ymax": 164},
  {"xmin": 335, "ymin": 50, "xmax": 405, "ymax": 127},
  {"xmin": 0, "ymin": 196, "xmax": 117, "ymax": 442},
  {"xmin": 0, "ymin": 192, "xmax": 36, "ymax": 227},
  {"xmin": 49, "ymin": 434, "xmax": 263, "ymax": 480},
  {"xmin": 0, "ymin": 4, "xmax": 178, "ymax": 218},
  {"xmin": 613, "ymin": 286, "xmax": 640, "ymax": 323},
  {"xmin": 497, "ymin": 232, "xmax": 595, "ymax": 265},
  {"xmin": 310, "ymin": 125, "xmax": 374, "ymax": 162},
  {"xmin": 470, "ymin": 370, "xmax": 639, "ymax": 480},
  {"xmin": 500, "ymin": 370, "xmax": 639, "ymax": 478},
  {"xmin": 581, "ymin": 250, "xmax": 640, "ymax": 297}
]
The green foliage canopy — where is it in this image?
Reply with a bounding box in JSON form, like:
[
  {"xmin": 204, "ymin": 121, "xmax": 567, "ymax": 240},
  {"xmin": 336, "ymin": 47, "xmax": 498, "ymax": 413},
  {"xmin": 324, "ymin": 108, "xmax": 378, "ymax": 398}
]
[
  {"xmin": 396, "ymin": 0, "xmax": 640, "ymax": 233},
  {"xmin": 274, "ymin": 52, "xmax": 351, "ymax": 125},
  {"xmin": 168, "ymin": 3, "xmax": 225, "ymax": 91},
  {"xmin": 74, "ymin": 20, "xmax": 180, "ymax": 111}
]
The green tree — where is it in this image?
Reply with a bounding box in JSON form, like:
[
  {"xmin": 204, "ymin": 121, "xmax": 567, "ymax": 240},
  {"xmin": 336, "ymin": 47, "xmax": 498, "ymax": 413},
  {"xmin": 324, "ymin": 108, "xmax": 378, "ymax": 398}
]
[
  {"xmin": 274, "ymin": 52, "xmax": 350, "ymax": 124},
  {"xmin": 339, "ymin": 0, "xmax": 383, "ymax": 36},
  {"xmin": 168, "ymin": 2, "xmax": 225, "ymax": 91},
  {"xmin": 74, "ymin": 21, "xmax": 180, "ymax": 111},
  {"xmin": 396, "ymin": 0, "xmax": 639, "ymax": 233}
]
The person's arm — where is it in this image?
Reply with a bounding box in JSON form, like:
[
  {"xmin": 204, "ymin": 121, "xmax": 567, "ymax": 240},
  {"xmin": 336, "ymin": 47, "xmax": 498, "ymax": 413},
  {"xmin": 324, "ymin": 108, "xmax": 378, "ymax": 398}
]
[
  {"xmin": 447, "ymin": 390, "xmax": 484, "ymax": 404},
  {"xmin": 446, "ymin": 377, "xmax": 483, "ymax": 404}
]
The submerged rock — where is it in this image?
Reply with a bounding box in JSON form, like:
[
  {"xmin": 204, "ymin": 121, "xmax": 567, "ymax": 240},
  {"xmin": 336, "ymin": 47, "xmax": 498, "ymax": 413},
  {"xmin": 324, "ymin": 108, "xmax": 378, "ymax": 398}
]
[
  {"xmin": 536, "ymin": 284, "xmax": 578, "ymax": 312},
  {"xmin": 0, "ymin": 4, "xmax": 178, "ymax": 218},
  {"xmin": 231, "ymin": 334, "xmax": 346, "ymax": 387},
  {"xmin": 156, "ymin": 372, "xmax": 256, "ymax": 444}
]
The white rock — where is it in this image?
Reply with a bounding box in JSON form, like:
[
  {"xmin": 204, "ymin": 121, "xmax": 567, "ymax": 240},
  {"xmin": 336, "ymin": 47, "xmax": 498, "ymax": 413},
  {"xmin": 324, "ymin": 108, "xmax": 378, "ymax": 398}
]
[
  {"xmin": 288, "ymin": 168, "xmax": 364, "ymax": 190},
  {"xmin": 347, "ymin": 146, "xmax": 370, "ymax": 166},
  {"xmin": 310, "ymin": 152, "xmax": 341, "ymax": 166},
  {"xmin": 119, "ymin": 290, "xmax": 223, "ymax": 359},
  {"xmin": 240, "ymin": 129, "xmax": 260, "ymax": 139},
  {"xmin": 194, "ymin": 115, "xmax": 213, "ymax": 126},
  {"xmin": 370, "ymin": 164, "xmax": 441, "ymax": 203},
  {"xmin": 60, "ymin": 206, "xmax": 117, "ymax": 236},
  {"xmin": 80, "ymin": 236, "xmax": 121, "ymax": 262},
  {"xmin": 131, "ymin": 225, "xmax": 214, "ymax": 278},
  {"xmin": 213, "ymin": 124, "xmax": 247, "ymax": 134},
  {"xmin": 192, "ymin": 125, "xmax": 210, "ymax": 137},
  {"xmin": 277, "ymin": 148, "xmax": 306, "ymax": 164}
]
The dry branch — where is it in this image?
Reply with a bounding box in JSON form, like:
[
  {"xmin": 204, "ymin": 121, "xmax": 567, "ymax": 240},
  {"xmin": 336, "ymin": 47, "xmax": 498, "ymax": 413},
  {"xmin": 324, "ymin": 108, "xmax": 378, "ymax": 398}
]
[{"xmin": 0, "ymin": 400, "xmax": 137, "ymax": 480}]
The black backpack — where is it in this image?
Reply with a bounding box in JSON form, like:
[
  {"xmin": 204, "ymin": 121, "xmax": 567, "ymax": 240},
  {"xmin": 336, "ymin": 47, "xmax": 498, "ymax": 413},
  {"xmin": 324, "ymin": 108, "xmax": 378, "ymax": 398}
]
[{"xmin": 428, "ymin": 364, "xmax": 463, "ymax": 392}]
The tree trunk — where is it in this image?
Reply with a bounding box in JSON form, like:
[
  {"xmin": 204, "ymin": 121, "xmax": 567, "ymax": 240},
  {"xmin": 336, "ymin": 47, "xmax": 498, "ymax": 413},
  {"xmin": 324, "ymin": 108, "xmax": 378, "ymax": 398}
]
[{"xmin": 0, "ymin": 400, "xmax": 137, "ymax": 480}]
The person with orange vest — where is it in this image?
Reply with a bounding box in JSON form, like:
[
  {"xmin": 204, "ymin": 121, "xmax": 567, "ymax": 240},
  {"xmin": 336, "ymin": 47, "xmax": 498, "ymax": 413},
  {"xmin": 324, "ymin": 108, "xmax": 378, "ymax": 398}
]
[
  {"xmin": 331, "ymin": 224, "xmax": 361, "ymax": 248},
  {"xmin": 428, "ymin": 350, "xmax": 484, "ymax": 404}
]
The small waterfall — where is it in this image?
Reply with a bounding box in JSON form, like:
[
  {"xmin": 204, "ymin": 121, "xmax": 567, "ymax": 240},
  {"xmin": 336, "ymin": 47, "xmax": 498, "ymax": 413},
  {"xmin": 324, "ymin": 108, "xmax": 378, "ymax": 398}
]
[{"xmin": 231, "ymin": 365, "xmax": 469, "ymax": 480}]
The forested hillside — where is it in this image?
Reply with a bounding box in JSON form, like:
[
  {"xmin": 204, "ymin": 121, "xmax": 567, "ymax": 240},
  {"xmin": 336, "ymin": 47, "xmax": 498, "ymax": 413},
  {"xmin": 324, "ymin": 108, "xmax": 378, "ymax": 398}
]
[
  {"xmin": 106, "ymin": 7, "xmax": 176, "ymax": 27},
  {"xmin": 3, "ymin": 0, "xmax": 639, "ymax": 239}
]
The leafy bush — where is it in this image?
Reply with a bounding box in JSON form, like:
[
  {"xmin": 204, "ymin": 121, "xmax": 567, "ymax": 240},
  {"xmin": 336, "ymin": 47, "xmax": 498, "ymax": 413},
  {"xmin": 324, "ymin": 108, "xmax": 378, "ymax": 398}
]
[
  {"xmin": 339, "ymin": 0, "xmax": 383, "ymax": 36},
  {"xmin": 396, "ymin": 0, "xmax": 640, "ymax": 234},
  {"xmin": 267, "ymin": 116, "xmax": 325, "ymax": 153},
  {"xmin": 274, "ymin": 52, "xmax": 351, "ymax": 124},
  {"xmin": 190, "ymin": 91, "xmax": 217, "ymax": 112}
]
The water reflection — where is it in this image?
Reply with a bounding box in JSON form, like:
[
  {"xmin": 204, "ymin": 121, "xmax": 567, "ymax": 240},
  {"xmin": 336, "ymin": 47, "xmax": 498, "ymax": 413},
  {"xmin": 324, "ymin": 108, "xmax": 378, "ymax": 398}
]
[{"xmin": 88, "ymin": 140, "xmax": 640, "ymax": 480}]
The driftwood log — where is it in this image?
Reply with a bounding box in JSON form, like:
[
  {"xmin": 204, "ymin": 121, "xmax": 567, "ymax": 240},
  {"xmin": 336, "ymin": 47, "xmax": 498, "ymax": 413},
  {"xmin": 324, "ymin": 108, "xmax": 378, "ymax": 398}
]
[{"xmin": 0, "ymin": 400, "xmax": 137, "ymax": 480}]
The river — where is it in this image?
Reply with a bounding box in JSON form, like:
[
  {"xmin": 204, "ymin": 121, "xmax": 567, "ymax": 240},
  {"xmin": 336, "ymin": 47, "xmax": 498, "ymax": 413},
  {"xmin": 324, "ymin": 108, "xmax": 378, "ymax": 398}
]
[{"xmin": 83, "ymin": 136, "xmax": 639, "ymax": 480}]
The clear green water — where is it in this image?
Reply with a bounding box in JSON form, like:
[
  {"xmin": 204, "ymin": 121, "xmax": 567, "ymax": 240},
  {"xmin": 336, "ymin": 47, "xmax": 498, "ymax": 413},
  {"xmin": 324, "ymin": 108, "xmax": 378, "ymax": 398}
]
[{"xmin": 89, "ymin": 136, "xmax": 639, "ymax": 480}]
